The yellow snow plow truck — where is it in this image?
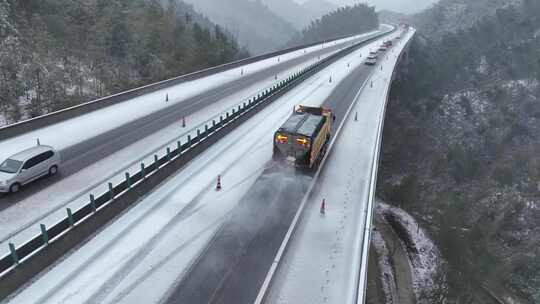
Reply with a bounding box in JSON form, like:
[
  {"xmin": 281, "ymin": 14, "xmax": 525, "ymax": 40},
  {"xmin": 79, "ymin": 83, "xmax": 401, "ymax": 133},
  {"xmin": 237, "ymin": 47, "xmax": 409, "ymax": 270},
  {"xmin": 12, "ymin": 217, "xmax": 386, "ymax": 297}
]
[{"xmin": 273, "ymin": 105, "xmax": 334, "ymax": 169}]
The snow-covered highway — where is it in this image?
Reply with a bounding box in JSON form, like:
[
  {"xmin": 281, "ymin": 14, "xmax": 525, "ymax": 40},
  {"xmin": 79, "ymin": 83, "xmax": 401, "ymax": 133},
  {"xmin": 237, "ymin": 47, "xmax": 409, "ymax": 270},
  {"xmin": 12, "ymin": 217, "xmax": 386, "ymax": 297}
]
[
  {"xmin": 1, "ymin": 26, "xmax": 413, "ymax": 304},
  {"xmin": 0, "ymin": 27, "xmax": 391, "ymax": 259}
]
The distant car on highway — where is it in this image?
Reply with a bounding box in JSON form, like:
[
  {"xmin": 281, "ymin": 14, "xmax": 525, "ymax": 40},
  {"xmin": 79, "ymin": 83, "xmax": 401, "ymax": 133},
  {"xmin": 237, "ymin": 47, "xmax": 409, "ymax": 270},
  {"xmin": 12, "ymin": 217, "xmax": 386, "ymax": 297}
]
[
  {"xmin": 378, "ymin": 45, "xmax": 387, "ymax": 52},
  {"xmin": 365, "ymin": 55, "xmax": 377, "ymax": 65},
  {"xmin": 0, "ymin": 145, "xmax": 61, "ymax": 193},
  {"xmin": 369, "ymin": 51, "xmax": 378, "ymax": 57}
]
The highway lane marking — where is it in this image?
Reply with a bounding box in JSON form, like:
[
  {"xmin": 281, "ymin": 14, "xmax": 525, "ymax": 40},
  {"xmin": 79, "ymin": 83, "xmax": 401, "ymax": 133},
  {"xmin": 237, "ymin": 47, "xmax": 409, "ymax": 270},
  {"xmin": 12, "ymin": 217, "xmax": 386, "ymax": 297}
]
[{"xmin": 254, "ymin": 65, "xmax": 377, "ymax": 304}]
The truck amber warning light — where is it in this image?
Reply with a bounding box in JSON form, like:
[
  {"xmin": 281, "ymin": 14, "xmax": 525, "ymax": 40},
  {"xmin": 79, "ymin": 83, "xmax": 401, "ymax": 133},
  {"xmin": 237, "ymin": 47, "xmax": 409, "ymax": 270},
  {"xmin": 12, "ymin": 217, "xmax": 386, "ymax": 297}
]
[
  {"xmin": 276, "ymin": 134, "xmax": 288, "ymax": 143},
  {"xmin": 296, "ymin": 137, "xmax": 310, "ymax": 147}
]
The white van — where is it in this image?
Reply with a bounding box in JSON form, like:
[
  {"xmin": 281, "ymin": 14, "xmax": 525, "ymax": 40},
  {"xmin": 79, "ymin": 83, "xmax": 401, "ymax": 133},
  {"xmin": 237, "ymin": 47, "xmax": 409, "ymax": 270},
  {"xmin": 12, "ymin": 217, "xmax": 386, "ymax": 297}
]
[{"xmin": 0, "ymin": 145, "xmax": 61, "ymax": 193}]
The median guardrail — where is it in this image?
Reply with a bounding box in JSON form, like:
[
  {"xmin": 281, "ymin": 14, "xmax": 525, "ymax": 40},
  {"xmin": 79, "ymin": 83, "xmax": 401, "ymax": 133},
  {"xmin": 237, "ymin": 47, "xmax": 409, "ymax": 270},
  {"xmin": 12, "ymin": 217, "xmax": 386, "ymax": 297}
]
[{"xmin": 0, "ymin": 27, "xmax": 396, "ymax": 300}]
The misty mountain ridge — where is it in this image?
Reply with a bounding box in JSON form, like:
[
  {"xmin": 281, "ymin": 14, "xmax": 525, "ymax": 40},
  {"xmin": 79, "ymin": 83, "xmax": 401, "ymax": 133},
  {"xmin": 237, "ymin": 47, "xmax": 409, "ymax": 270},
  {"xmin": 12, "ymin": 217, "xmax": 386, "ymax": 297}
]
[
  {"xmin": 301, "ymin": 0, "xmax": 338, "ymax": 19},
  {"xmin": 181, "ymin": 0, "xmax": 297, "ymax": 55},
  {"xmin": 377, "ymin": 9, "xmax": 412, "ymax": 25},
  {"xmin": 261, "ymin": 0, "xmax": 338, "ymax": 29}
]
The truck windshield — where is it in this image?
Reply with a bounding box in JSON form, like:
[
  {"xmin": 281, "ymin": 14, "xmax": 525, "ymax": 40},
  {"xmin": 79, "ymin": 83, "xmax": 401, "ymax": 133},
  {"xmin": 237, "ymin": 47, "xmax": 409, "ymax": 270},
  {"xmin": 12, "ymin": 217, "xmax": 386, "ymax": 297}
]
[{"xmin": 0, "ymin": 159, "xmax": 23, "ymax": 173}]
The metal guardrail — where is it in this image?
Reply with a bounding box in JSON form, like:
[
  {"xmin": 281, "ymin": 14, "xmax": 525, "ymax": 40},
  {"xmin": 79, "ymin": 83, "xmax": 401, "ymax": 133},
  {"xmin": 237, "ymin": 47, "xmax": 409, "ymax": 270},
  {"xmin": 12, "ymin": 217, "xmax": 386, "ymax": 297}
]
[
  {"xmin": 0, "ymin": 30, "xmax": 381, "ymax": 142},
  {"xmin": 0, "ymin": 28, "xmax": 395, "ymax": 301},
  {"xmin": 354, "ymin": 28, "xmax": 415, "ymax": 304}
]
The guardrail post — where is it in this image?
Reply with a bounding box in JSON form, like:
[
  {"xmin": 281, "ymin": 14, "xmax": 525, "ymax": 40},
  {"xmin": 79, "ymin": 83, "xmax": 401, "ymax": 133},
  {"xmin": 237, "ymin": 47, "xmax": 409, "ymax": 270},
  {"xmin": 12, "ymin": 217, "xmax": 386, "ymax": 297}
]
[
  {"xmin": 187, "ymin": 135, "xmax": 191, "ymax": 146},
  {"xmin": 205, "ymin": 124, "xmax": 208, "ymax": 133},
  {"xmin": 67, "ymin": 208, "xmax": 74, "ymax": 227},
  {"xmin": 220, "ymin": 116, "xmax": 223, "ymax": 124},
  {"xmin": 212, "ymin": 120, "xmax": 216, "ymax": 127},
  {"xmin": 126, "ymin": 172, "xmax": 132, "ymax": 188},
  {"xmin": 166, "ymin": 147, "xmax": 171, "ymax": 162},
  {"xmin": 9, "ymin": 243, "xmax": 19, "ymax": 265},
  {"xmin": 196, "ymin": 129, "xmax": 201, "ymax": 137},
  {"xmin": 154, "ymin": 154, "xmax": 159, "ymax": 168},
  {"xmin": 237, "ymin": 105, "xmax": 241, "ymax": 112},
  {"xmin": 177, "ymin": 141, "xmax": 182, "ymax": 152},
  {"xmin": 40, "ymin": 224, "xmax": 49, "ymax": 245},
  {"xmin": 90, "ymin": 194, "xmax": 96, "ymax": 212},
  {"xmin": 108, "ymin": 182, "xmax": 114, "ymax": 200}
]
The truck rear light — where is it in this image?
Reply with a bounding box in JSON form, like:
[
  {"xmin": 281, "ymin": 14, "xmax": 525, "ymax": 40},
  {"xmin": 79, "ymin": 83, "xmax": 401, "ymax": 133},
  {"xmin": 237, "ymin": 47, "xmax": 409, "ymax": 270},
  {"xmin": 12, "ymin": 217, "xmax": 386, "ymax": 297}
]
[
  {"xmin": 276, "ymin": 134, "xmax": 288, "ymax": 144},
  {"xmin": 296, "ymin": 138, "xmax": 310, "ymax": 147}
]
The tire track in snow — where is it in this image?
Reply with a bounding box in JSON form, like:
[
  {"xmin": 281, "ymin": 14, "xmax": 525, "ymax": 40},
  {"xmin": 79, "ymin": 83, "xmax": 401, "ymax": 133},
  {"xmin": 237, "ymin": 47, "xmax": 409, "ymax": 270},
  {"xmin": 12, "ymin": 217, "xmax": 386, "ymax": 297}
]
[{"xmin": 83, "ymin": 162, "xmax": 268, "ymax": 304}]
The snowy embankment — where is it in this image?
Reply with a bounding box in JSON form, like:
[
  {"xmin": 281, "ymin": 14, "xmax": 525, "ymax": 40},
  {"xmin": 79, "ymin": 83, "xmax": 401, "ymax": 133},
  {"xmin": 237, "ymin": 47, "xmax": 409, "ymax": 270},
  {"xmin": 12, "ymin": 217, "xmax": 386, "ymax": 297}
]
[
  {"xmin": 371, "ymin": 229, "xmax": 398, "ymax": 304},
  {"xmin": 376, "ymin": 202, "xmax": 447, "ymax": 303}
]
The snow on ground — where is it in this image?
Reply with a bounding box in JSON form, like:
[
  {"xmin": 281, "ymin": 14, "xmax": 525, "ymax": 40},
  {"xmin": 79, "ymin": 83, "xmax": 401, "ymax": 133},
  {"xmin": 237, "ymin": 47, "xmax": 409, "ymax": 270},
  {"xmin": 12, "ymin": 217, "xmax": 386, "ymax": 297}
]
[
  {"xmin": 262, "ymin": 28, "xmax": 415, "ymax": 304},
  {"xmin": 501, "ymin": 78, "xmax": 539, "ymax": 95},
  {"xmin": 376, "ymin": 202, "xmax": 446, "ymax": 303},
  {"xmin": 0, "ymin": 27, "xmax": 394, "ymax": 258},
  {"xmin": 3, "ymin": 29, "xmax": 394, "ymax": 304},
  {"xmin": 371, "ymin": 229, "xmax": 398, "ymax": 304},
  {"xmin": 0, "ymin": 42, "xmax": 341, "ymax": 254}
]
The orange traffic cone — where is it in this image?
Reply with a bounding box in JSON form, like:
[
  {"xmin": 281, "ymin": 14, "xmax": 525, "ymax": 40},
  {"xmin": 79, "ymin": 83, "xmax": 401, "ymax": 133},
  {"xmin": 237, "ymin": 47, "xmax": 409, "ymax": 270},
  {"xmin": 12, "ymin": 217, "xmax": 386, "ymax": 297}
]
[
  {"xmin": 320, "ymin": 199, "xmax": 326, "ymax": 215},
  {"xmin": 216, "ymin": 175, "xmax": 222, "ymax": 191}
]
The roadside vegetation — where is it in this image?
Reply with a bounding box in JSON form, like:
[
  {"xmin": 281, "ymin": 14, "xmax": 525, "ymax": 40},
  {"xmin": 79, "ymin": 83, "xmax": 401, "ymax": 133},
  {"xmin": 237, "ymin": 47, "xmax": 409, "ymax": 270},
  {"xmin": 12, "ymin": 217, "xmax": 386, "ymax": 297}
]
[
  {"xmin": 0, "ymin": 0, "xmax": 247, "ymax": 126},
  {"xmin": 378, "ymin": 0, "xmax": 540, "ymax": 302}
]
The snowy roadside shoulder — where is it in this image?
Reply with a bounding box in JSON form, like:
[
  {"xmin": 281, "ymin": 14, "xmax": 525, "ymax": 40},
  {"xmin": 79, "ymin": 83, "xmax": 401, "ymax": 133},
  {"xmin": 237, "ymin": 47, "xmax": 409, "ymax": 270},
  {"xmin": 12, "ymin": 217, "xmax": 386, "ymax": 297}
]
[{"xmin": 376, "ymin": 201, "xmax": 447, "ymax": 303}]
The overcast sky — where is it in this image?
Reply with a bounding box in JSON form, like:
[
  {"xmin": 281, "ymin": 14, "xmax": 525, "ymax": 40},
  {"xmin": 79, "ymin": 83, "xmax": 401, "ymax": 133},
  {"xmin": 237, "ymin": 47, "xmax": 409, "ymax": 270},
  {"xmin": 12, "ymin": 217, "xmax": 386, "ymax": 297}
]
[{"xmin": 294, "ymin": 0, "xmax": 439, "ymax": 14}]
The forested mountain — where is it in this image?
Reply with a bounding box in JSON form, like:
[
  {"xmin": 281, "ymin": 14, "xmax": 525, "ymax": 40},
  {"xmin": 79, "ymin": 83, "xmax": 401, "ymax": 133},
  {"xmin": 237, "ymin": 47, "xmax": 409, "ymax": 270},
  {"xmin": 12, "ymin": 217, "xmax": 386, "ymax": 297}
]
[
  {"xmin": 378, "ymin": 0, "xmax": 540, "ymax": 302},
  {"xmin": 0, "ymin": 0, "xmax": 247, "ymax": 126},
  {"xmin": 289, "ymin": 4, "xmax": 379, "ymax": 46},
  {"xmin": 181, "ymin": 0, "xmax": 297, "ymax": 55},
  {"xmin": 413, "ymin": 0, "xmax": 523, "ymax": 38}
]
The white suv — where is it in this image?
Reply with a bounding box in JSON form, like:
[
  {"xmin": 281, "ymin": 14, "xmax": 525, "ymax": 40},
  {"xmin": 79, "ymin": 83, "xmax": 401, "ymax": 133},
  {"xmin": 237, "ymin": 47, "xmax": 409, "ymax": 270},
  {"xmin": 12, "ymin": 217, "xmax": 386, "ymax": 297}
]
[{"xmin": 0, "ymin": 145, "xmax": 61, "ymax": 193}]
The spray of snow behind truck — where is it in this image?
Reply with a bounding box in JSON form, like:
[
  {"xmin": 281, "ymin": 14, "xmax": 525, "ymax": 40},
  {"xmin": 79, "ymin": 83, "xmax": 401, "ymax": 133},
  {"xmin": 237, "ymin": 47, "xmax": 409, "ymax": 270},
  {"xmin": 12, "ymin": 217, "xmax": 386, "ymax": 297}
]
[{"xmin": 273, "ymin": 105, "xmax": 334, "ymax": 170}]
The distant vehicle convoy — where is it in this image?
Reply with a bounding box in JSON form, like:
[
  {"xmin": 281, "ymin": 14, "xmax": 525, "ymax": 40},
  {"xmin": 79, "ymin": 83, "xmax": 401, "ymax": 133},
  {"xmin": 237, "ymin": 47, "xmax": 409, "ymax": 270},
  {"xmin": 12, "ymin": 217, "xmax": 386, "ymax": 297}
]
[
  {"xmin": 273, "ymin": 106, "xmax": 334, "ymax": 169},
  {"xmin": 0, "ymin": 145, "xmax": 61, "ymax": 193},
  {"xmin": 365, "ymin": 36, "xmax": 398, "ymax": 66}
]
